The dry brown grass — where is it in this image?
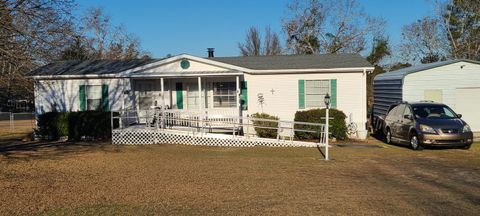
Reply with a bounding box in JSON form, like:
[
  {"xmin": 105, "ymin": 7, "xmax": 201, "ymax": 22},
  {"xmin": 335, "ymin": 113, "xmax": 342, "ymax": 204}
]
[
  {"xmin": 0, "ymin": 135, "xmax": 479, "ymax": 215},
  {"xmin": 0, "ymin": 119, "xmax": 35, "ymax": 139}
]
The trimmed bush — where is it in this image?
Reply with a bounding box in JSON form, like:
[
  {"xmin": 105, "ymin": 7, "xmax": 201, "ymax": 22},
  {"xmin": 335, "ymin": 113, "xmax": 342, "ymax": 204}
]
[
  {"xmin": 251, "ymin": 113, "xmax": 279, "ymax": 139},
  {"xmin": 36, "ymin": 111, "xmax": 118, "ymax": 141},
  {"xmin": 294, "ymin": 108, "xmax": 347, "ymax": 140}
]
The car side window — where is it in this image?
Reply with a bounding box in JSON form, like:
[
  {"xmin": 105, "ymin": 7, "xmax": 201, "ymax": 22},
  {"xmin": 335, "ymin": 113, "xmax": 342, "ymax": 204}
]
[
  {"xmin": 387, "ymin": 106, "xmax": 398, "ymax": 120},
  {"xmin": 403, "ymin": 106, "xmax": 412, "ymax": 119},
  {"xmin": 395, "ymin": 105, "xmax": 406, "ymax": 118}
]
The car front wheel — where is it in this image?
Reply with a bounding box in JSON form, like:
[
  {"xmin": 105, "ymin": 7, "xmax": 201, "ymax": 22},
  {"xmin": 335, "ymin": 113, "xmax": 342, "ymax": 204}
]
[{"xmin": 410, "ymin": 133, "xmax": 423, "ymax": 150}]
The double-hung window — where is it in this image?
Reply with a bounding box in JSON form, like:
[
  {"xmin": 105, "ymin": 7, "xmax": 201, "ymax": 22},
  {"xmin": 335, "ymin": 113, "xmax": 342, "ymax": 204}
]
[
  {"xmin": 305, "ymin": 80, "xmax": 330, "ymax": 108},
  {"xmin": 213, "ymin": 82, "xmax": 236, "ymax": 108},
  {"xmin": 86, "ymin": 85, "xmax": 102, "ymax": 111}
]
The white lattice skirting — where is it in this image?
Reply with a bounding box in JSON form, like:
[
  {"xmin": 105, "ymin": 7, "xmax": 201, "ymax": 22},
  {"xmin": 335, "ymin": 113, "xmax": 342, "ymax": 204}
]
[{"xmin": 112, "ymin": 129, "xmax": 322, "ymax": 148}]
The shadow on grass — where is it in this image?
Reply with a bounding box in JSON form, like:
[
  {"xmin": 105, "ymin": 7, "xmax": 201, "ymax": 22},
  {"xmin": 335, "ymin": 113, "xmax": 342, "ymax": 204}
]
[{"xmin": 0, "ymin": 138, "xmax": 121, "ymax": 160}]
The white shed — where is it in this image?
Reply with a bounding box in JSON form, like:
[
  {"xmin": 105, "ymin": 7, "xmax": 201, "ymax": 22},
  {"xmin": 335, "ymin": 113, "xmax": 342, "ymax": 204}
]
[{"xmin": 373, "ymin": 60, "xmax": 480, "ymax": 132}]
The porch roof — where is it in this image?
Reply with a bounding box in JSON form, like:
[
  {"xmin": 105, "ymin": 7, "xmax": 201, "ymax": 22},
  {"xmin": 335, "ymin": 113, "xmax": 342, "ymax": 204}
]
[{"xmin": 129, "ymin": 70, "xmax": 243, "ymax": 77}]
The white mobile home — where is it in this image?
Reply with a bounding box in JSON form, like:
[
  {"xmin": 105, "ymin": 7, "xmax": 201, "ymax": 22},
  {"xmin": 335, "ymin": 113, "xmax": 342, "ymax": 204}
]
[
  {"xmin": 373, "ymin": 60, "xmax": 480, "ymax": 132},
  {"xmin": 30, "ymin": 52, "xmax": 373, "ymax": 138}
]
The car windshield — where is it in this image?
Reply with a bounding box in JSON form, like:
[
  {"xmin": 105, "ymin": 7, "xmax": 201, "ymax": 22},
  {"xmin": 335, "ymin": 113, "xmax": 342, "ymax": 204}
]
[{"xmin": 412, "ymin": 105, "xmax": 458, "ymax": 119}]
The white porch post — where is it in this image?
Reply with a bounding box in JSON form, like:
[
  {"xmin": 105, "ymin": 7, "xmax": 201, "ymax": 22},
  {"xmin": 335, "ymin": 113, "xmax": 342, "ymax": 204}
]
[
  {"xmin": 236, "ymin": 76, "xmax": 240, "ymax": 117},
  {"xmin": 198, "ymin": 77, "xmax": 203, "ymax": 132},
  {"xmin": 160, "ymin": 78, "xmax": 165, "ymax": 108},
  {"xmin": 160, "ymin": 77, "xmax": 165, "ymax": 129}
]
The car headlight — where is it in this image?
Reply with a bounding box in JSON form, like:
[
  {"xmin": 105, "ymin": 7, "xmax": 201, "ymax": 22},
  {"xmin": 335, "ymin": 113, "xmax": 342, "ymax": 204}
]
[
  {"xmin": 463, "ymin": 125, "xmax": 471, "ymax": 133},
  {"xmin": 420, "ymin": 124, "xmax": 436, "ymax": 134}
]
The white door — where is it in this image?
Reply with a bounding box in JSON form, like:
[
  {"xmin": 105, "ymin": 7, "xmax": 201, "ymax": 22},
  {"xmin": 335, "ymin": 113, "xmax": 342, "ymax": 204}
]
[{"xmin": 455, "ymin": 88, "xmax": 480, "ymax": 132}]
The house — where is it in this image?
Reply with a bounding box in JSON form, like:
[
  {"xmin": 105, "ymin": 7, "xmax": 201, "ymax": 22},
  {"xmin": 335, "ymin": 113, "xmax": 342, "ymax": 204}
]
[
  {"xmin": 29, "ymin": 51, "xmax": 374, "ymax": 138},
  {"xmin": 373, "ymin": 59, "xmax": 480, "ymax": 132}
]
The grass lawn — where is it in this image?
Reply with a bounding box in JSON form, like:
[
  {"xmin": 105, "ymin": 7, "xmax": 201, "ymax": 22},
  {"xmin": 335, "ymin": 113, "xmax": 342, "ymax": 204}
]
[{"xmin": 0, "ymin": 132, "xmax": 479, "ymax": 215}]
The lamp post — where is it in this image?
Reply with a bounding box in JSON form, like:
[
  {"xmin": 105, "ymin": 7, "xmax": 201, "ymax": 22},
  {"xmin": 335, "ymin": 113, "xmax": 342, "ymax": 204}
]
[{"xmin": 324, "ymin": 93, "xmax": 331, "ymax": 160}]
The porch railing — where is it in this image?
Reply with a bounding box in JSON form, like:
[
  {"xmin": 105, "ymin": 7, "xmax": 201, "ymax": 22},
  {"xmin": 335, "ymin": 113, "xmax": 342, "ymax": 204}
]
[{"xmin": 112, "ymin": 109, "xmax": 328, "ymax": 145}]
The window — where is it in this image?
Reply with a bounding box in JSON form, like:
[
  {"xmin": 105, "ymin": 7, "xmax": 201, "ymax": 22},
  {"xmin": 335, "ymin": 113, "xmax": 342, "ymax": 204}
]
[
  {"xmin": 213, "ymin": 82, "xmax": 236, "ymax": 108},
  {"xmin": 86, "ymin": 85, "xmax": 102, "ymax": 111},
  {"xmin": 136, "ymin": 81, "xmax": 156, "ymax": 110},
  {"xmin": 186, "ymin": 82, "xmax": 199, "ymax": 109},
  {"xmin": 305, "ymin": 80, "xmax": 330, "ymax": 108},
  {"xmin": 412, "ymin": 105, "xmax": 457, "ymax": 119}
]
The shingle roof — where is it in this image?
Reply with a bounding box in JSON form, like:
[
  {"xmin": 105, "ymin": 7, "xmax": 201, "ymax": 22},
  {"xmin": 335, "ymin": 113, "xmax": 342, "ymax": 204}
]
[
  {"xmin": 28, "ymin": 59, "xmax": 158, "ymax": 76},
  {"xmin": 374, "ymin": 59, "xmax": 480, "ymax": 81},
  {"xmin": 29, "ymin": 53, "xmax": 372, "ymax": 77},
  {"xmin": 211, "ymin": 53, "xmax": 372, "ymax": 70}
]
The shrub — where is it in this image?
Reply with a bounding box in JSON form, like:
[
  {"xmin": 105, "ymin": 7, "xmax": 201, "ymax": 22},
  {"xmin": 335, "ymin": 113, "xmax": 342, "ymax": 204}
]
[
  {"xmin": 36, "ymin": 111, "xmax": 118, "ymax": 141},
  {"xmin": 251, "ymin": 113, "xmax": 279, "ymax": 139},
  {"xmin": 294, "ymin": 108, "xmax": 347, "ymax": 140}
]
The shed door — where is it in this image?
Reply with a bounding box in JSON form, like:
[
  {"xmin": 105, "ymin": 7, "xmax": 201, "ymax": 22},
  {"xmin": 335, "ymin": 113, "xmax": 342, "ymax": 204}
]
[{"xmin": 455, "ymin": 88, "xmax": 480, "ymax": 132}]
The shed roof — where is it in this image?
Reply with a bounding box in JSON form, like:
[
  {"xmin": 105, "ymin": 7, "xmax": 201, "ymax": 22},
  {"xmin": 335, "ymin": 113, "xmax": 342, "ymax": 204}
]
[{"xmin": 374, "ymin": 59, "xmax": 480, "ymax": 81}]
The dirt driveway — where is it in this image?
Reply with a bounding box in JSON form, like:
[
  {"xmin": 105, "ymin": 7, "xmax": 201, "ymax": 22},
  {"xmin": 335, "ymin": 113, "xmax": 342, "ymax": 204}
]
[{"xmin": 0, "ymin": 138, "xmax": 479, "ymax": 215}]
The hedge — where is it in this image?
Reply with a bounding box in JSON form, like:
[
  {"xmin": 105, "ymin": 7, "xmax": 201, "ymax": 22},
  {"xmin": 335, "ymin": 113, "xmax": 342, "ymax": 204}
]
[
  {"xmin": 251, "ymin": 113, "xmax": 279, "ymax": 139},
  {"xmin": 36, "ymin": 111, "xmax": 118, "ymax": 141},
  {"xmin": 294, "ymin": 108, "xmax": 347, "ymax": 140}
]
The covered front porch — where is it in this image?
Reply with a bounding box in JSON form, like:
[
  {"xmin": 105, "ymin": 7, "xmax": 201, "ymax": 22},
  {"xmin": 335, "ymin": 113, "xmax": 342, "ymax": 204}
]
[{"xmin": 124, "ymin": 73, "xmax": 247, "ymax": 124}]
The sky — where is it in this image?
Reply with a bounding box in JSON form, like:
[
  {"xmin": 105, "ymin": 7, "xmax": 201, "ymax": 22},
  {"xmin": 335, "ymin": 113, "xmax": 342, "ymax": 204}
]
[{"xmin": 76, "ymin": 0, "xmax": 435, "ymax": 58}]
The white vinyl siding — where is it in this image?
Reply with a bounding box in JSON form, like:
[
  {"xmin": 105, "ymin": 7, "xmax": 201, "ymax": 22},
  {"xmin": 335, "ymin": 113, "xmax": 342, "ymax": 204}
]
[
  {"xmin": 244, "ymin": 72, "xmax": 367, "ymax": 131},
  {"xmin": 305, "ymin": 80, "xmax": 329, "ymax": 108}
]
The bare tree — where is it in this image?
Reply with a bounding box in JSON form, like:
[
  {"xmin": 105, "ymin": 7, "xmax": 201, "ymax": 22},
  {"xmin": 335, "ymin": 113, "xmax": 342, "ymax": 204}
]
[
  {"xmin": 283, "ymin": 0, "xmax": 384, "ymax": 54},
  {"xmin": 263, "ymin": 26, "xmax": 282, "ymax": 56},
  {"xmin": 238, "ymin": 26, "xmax": 282, "ymax": 56},
  {"xmin": 238, "ymin": 27, "xmax": 262, "ymax": 56},
  {"xmin": 399, "ymin": 17, "xmax": 449, "ymax": 63},
  {"xmin": 78, "ymin": 7, "xmax": 149, "ymax": 60},
  {"xmin": 0, "ymin": 0, "xmax": 76, "ymax": 109}
]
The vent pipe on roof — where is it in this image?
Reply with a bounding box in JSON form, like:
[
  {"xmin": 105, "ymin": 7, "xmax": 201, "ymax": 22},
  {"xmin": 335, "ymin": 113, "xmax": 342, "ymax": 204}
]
[{"xmin": 207, "ymin": 48, "xmax": 214, "ymax": 58}]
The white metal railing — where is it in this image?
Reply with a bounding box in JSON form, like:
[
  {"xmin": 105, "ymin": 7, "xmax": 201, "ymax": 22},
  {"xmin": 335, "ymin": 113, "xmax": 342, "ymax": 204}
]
[
  {"xmin": 111, "ymin": 109, "xmax": 328, "ymax": 147},
  {"xmin": 111, "ymin": 108, "xmax": 330, "ymax": 160}
]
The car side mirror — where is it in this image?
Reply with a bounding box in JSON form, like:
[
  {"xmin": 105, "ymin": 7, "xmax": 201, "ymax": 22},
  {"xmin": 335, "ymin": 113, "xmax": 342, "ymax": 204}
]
[
  {"xmin": 457, "ymin": 114, "xmax": 462, "ymax": 119},
  {"xmin": 404, "ymin": 114, "xmax": 412, "ymax": 120}
]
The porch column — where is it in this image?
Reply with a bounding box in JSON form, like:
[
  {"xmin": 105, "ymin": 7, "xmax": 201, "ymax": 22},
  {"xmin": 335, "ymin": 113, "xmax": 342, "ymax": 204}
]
[
  {"xmin": 160, "ymin": 78, "xmax": 166, "ymax": 128},
  {"xmin": 198, "ymin": 77, "xmax": 203, "ymax": 133},
  {"xmin": 236, "ymin": 75, "xmax": 240, "ymax": 117},
  {"xmin": 160, "ymin": 78, "xmax": 165, "ymax": 108}
]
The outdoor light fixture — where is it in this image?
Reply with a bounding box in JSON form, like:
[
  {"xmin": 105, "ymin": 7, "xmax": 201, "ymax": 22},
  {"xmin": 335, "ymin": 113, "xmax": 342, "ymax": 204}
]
[{"xmin": 324, "ymin": 93, "xmax": 331, "ymax": 108}]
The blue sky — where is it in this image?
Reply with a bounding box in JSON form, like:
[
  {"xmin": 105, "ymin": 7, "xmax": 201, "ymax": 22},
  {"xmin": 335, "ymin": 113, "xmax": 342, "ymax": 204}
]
[{"xmin": 76, "ymin": 0, "xmax": 435, "ymax": 58}]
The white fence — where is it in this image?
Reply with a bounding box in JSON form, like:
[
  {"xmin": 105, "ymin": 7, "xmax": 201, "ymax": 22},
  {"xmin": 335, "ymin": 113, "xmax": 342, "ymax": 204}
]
[{"xmin": 112, "ymin": 109, "xmax": 331, "ymax": 159}]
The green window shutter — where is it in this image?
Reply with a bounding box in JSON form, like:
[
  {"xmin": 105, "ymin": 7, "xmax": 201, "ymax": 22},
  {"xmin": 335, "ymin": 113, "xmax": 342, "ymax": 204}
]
[
  {"xmin": 298, "ymin": 80, "xmax": 305, "ymax": 109},
  {"xmin": 175, "ymin": 82, "xmax": 183, "ymax": 109},
  {"xmin": 330, "ymin": 79, "xmax": 337, "ymax": 108},
  {"xmin": 79, "ymin": 85, "xmax": 86, "ymax": 111},
  {"xmin": 101, "ymin": 84, "xmax": 109, "ymax": 111},
  {"xmin": 240, "ymin": 81, "xmax": 248, "ymax": 110}
]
